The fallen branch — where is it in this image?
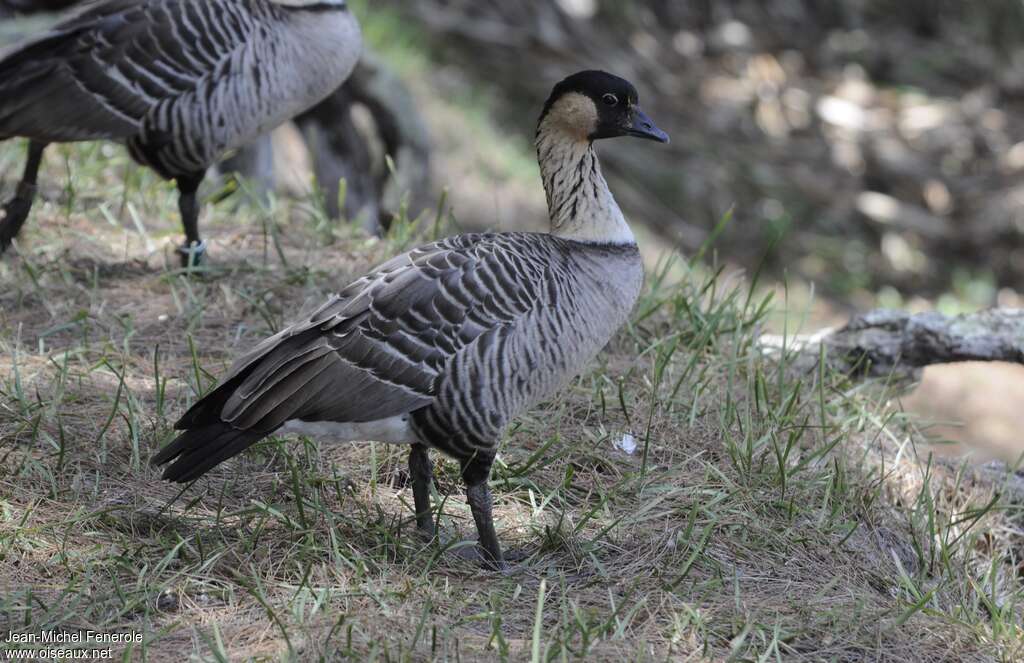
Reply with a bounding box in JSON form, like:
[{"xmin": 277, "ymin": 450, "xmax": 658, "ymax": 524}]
[
  {"xmin": 763, "ymin": 308, "xmax": 1024, "ymax": 491},
  {"xmin": 762, "ymin": 308, "xmax": 1024, "ymax": 377},
  {"xmin": 826, "ymin": 308, "xmax": 1024, "ymax": 374}
]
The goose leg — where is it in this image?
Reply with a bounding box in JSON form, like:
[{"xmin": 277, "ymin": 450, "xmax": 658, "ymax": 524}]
[
  {"xmin": 0, "ymin": 141, "xmax": 47, "ymax": 253},
  {"xmin": 175, "ymin": 172, "xmax": 207, "ymax": 268},
  {"xmin": 408, "ymin": 443, "xmax": 436, "ymax": 538},
  {"xmin": 462, "ymin": 455, "xmax": 504, "ymax": 568},
  {"xmin": 466, "ymin": 481, "xmax": 504, "ymax": 568}
]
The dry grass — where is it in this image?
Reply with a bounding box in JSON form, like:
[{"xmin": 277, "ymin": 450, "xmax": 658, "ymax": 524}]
[{"xmin": 0, "ymin": 137, "xmax": 1022, "ymax": 662}]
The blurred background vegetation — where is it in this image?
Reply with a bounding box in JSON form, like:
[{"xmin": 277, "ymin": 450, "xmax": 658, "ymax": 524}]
[{"xmin": 370, "ymin": 0, "xmax": 1024, "ymax": 315}]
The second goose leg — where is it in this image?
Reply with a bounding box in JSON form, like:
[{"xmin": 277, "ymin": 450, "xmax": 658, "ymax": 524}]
[
  {"xmin": 0, "ymin": 141, "xmax": 47, "ymax": 253},
  {"xmin": 408, "ymin": 443, "xmax": 436, "ymax": 538},
  {"xmin": 175, "ymin": 172, "xmax": 207, "ymax": 268}
]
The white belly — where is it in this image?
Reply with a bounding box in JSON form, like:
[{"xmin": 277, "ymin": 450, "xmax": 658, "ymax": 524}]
[{"xmin": 280, "ymin": 415, "xmax": 416, "ymax": 445}]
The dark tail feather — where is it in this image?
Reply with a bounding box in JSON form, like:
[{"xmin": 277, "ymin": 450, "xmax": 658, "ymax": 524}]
[
  {"xmin": 152, "ymin": 423, "xmax": 266, "ymax": 483},
  {"xmin": 173, "ymin": 370, "xmax": 252, "ymax": 431}
]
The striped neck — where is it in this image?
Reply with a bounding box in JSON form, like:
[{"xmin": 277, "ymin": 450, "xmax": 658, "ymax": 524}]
[{"xmin": 536, "ymin": 123, "xmax": 634, "ymax": 245}]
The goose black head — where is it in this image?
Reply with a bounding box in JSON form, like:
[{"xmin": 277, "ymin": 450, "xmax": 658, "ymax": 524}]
[{"xmin": 539, "ymin": 70, "xmax": 669, "ymax": 144}]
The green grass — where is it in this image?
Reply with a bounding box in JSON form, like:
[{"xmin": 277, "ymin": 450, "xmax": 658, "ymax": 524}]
[{"xmin": 0, "ymin": 132, "xmax": 1022, "ymax": 662}]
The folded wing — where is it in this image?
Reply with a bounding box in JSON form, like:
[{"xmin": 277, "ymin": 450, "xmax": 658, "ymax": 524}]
[{"xmin": 153, "ymin": 233, "xmax": 548, "ymax": 481}]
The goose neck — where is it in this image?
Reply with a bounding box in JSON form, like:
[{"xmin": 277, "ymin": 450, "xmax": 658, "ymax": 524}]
[{"xmin": 535, "ymin": 126, "xmax": 634, "ymax": 245}]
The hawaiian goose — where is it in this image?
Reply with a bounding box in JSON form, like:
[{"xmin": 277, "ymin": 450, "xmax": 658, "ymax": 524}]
[
  {"xmin": 152, "ymin": 70, "xmax": 669, "ymax": 566},
  {"xmin": 0, "ymin": 0, "xmax": 361, "ymax": 265}
]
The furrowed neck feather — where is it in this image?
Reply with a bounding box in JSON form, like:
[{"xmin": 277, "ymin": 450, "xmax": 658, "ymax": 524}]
[{"xmin": 535, "ymin": 121, "xmax": 634, "ymax": 245}]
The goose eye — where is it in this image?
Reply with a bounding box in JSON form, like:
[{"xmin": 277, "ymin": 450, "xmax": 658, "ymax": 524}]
[{"xmin": 602, "ymin": 93, "xmax": 618, "ymax": 106}]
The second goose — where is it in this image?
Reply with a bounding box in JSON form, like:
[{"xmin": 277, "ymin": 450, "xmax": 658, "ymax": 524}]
[
  {"xmin": 152, "ymin": 70, "xmax": 670, "ymax": 567},
  {"xmin": 0, "ymin": 0, "xmax": 361, "ymax": 265}
]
